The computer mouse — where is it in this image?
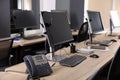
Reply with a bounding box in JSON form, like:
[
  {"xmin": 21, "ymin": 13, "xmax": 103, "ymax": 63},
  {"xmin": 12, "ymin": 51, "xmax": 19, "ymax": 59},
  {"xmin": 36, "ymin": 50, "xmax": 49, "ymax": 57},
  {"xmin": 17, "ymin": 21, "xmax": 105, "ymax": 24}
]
[
  {"xmin": 89, "ymin": 54, "xmax": 99, "ymax": 58},
  {"xmin": 110, "ymin": 39, "xmax": 117, "ymax": 42}
]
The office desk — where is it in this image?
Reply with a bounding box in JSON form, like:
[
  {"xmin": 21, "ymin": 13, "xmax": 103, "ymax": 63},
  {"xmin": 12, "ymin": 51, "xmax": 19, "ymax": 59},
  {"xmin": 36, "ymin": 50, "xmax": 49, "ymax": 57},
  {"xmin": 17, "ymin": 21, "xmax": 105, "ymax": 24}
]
[
  {"xmin": 0, "ymin": 72, "xmax": 27, "ymax": 80},
  {"xmin": 12, "ymin": 30, "xmax": 78, "ymax": 48},
  {"xmin": 12, "ymin": 31, "xmax": 78, "ymax": 63},
  {"xmin": 12, "ymin": 37, "xmax": 46, "ymax": 48},
  {"xmin": 72, "ymin": 30, "xmax": 78, "ymax": 36},
  {"xmin": 11, "ymin": 37, "xmax": 46, "ymax": 63},
  {"xmin": 4, "ymin": 34, "xmax": 120, "ymax": 80}
]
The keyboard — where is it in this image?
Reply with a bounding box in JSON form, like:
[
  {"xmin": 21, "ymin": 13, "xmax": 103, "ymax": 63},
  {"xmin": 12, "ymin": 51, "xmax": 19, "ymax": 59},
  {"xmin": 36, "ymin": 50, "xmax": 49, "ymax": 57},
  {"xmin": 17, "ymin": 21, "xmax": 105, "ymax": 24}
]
[
  {"xmin": 23, "ymin": 35, "xmax": 45, "ymax": 40},
  {"xmin": 90, "ymin": 45, "xmax": 106, "ymax": 50},
  {"xmin": 59, "ymin": 55, "xmax": 86, "ymax": 67},
  {"xmin": 100, "ymin": 40, "xmax": 112, "ymax": 46}
]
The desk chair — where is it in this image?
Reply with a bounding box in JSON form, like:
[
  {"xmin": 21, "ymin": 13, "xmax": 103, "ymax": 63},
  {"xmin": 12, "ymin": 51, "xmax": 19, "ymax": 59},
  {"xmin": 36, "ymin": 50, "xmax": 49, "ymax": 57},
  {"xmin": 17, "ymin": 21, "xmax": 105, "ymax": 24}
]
[
  {"xmin": 107, "ymin": 46, "xmax": 120, "ymax": 80},
  {"xmin": 0, "ymin": 38, "xmax": 13, "ymax": 71},
  {"xmin": 77, "ymin": 22, "xmax": 89, "ymax": 42},
  {"xmin": 88, "ymin": 46, "xmax": 120, "ymax": 80}
]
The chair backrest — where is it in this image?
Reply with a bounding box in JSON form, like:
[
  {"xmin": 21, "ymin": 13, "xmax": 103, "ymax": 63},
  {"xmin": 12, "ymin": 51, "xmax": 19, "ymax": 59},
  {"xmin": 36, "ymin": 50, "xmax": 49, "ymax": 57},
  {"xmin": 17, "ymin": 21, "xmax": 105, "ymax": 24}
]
[
  {"xmin": 77, "ymin": 22, "xmax": 89, "ymax": 42},
  {"xmin": 0, "ymin": 38, "xmax": 13, "ymax": 67},
  {"xmin": 107, "ymin": 46, "xmax": 120, "ymax": 80}
]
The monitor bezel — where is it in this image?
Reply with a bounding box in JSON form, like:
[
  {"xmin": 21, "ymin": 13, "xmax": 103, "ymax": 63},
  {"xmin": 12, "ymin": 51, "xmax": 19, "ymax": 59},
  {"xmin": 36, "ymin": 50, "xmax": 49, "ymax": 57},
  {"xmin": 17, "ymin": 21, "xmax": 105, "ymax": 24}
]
[
  {"xmin": 11, "ymin": 9, "xmax": 39, "ymax": 29},
  {"xmin": 43, "ymin": 11, "xmax": 74, "ymax": 48},
  {"xmin": 87, "ymin": 10, "xmax": 104, "ymax": 34}
]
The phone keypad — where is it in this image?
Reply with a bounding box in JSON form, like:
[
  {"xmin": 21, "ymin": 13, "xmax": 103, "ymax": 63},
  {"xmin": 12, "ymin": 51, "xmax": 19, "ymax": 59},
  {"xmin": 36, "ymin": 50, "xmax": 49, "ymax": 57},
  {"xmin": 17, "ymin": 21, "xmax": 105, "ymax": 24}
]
[{"xmin": 32, "ymin": 55, "xmax": 48, "ymax": 65}]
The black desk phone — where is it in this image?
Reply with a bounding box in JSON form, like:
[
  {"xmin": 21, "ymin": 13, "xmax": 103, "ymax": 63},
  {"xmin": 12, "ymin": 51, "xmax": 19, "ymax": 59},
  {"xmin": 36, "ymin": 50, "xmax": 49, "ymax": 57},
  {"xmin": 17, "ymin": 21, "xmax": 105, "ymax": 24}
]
[{"xmin": 23, "ymin": 54, "xmax": 53, "ymax": 79}]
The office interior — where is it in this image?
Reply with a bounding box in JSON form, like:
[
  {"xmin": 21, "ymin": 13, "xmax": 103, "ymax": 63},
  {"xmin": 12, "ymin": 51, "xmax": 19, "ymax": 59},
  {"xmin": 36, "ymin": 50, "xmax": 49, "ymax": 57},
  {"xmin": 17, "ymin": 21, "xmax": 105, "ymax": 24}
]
[{"xmin": 0, "ymin": 0, "xmax": 120, "ymax": 80}]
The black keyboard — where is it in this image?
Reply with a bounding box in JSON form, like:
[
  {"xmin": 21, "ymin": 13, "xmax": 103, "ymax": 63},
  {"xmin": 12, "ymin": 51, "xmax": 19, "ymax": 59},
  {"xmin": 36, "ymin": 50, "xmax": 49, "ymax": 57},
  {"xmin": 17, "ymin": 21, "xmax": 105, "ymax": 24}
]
[
  {"xmin": 100, "ymin": 40, "xmax": 112, "ymax": 46},
  {"xmin": 23, "ymin": 35, "xmax": 45, "ymax": 40},
  {"xmin": 90, "ymin": 45, "xmax": 106, "ymax": 50},
  {"xmin": 59, "ymin": 55, "xmax": 86, "ymax": 67}
]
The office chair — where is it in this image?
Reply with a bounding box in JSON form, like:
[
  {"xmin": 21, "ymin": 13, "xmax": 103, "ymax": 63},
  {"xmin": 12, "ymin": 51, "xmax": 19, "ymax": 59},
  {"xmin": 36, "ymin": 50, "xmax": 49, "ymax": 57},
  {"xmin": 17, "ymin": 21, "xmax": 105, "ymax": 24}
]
[
  {"xmin": 77, "ymin": 22, "xmax": 89, "ymax": 42},
  {"xmin": 88, "ymin": 46, "xmax": 120, "ymax": 80},
  {"xmin": 0, "ymin": 38, "xmax": 13, "ymax": 71},
  {"xmin": 107, "ymin": 46, "xmax": 120, "ymax": 80}
]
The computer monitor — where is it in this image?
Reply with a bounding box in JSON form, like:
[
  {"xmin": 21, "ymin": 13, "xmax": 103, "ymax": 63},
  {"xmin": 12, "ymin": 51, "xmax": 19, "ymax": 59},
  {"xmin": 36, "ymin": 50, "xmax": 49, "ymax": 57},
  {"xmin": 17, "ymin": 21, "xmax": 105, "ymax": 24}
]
[
  {"xmin": 109, "ymin": 10, "xmax": 120, "ymax": 36},
  {"xmin": 12, "ymin": 10, "xmax": 38, "ymax": 28},
  {"xmin": 11, "ymin": 10, "xmax": 39, "ymax": 37},
  {"xmin": 41, "ymin": 11, "xmax": 52, "ymax": 28},
  {"xmin": 23, "ymin": 12, "xmax": 45, "ymax": 37},
  {"xmin": 47, "ymin": 11, "xmax": 73, "ymax": 47},
  {"xmin": 110, "ymin": 10, "xmax": 120, "ymax": 27},
  {"xmin": 87, "ymin": 10, "xmax": 104, "ymax": 34},
  {"xmin": 42, "ymin": 11, "xmax": 74, "ymax": 61}
]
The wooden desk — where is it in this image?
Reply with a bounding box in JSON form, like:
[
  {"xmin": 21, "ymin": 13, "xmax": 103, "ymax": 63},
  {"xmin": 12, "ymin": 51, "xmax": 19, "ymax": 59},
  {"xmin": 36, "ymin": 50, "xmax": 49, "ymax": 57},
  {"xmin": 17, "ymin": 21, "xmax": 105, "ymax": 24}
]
[
  {"xmin": 12, "ymin": 37, "xmax": 46, "ymax": 48},
  {"xmin": 72, "ymin": 30, "xmax": 78, "ymax": 36},
  {"xmin": 13, "ymin": 30, "xmax": 78, "ymax": 48},
  {"xmin": 0, "ymin": 72, "xmax": 27, "ymax": 80},
  {"xmin": 4, "ymin": 34, "xmax": 120, "ymax": 80},
  {"xmin": 11, "ymin": 31, "xmax": 78, "ymax": 63},
  {"xmin": 11, "ymin": 37, "xmax": 47, "ymax": 63}
]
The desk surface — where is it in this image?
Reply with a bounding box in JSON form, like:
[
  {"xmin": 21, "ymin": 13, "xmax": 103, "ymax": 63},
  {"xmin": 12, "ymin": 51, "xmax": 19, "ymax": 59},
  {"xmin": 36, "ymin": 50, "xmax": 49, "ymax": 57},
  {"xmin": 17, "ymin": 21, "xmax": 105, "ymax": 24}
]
[
  {"xmin": 4, "ymin": 33, "xmax": 120, "ymax": 80},
  {"xmin": 12, "ymin": 31, "xmax": 78, "ymax": 48},
  {"xmin": 0, "ymin": 72, "xmax": 27, "ymax": 80},
  {"xmin": 12, "ymin": 37, "xmax": 46, "ymax": 48},
  {"xmin": 72, "ymin": 30, "xmax": 78, "ymax": 36}
]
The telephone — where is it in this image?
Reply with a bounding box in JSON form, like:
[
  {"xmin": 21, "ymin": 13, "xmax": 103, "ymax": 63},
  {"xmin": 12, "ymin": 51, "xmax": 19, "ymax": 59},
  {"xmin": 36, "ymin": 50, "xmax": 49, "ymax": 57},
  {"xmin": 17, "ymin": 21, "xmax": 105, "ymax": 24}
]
[{"xmin": 23, "ymin": 54, "xmax": 53, "ymax": 79}]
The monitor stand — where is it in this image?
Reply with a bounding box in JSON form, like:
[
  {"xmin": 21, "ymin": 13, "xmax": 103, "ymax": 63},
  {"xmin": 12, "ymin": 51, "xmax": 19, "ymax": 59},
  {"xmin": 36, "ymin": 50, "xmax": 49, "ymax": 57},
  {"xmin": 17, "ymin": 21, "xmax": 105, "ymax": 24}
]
[
  {"xmin": 46, "ymin": 52, "xmax": 66, "ymax": 62},
  {"xmin": 108, "ymin": 28, "xmax": 117, "ymax": 37},
  {"xmin": 108, "ymin": 32, "xmax": 117, "ymax": 37},
  {"xmin": 108, "ymin": 19, "xmax": 117, "ymax": 37},
  {"xmin": 52, "ymin": 53, "xmax": 66, "ymax": 62},
  {"xmin": 19, "ymin": 28, "xmax": 45, "ymax": 40},
  {"xmin": 19, "ymin": 28, "xmax": 25, "ymax": 38},
  {"xmin": 86, "ymin": 34, "xmax": 100, "ymax": 45},
  {"xmin": 46, "ymin": 47, "xmax": 66, "ymax": 62}
]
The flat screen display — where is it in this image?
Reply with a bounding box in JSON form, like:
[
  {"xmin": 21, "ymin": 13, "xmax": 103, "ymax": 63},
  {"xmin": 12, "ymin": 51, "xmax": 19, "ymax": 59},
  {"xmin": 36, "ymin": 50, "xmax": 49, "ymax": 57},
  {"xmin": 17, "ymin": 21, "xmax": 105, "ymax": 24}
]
[
  {"xmin": 0, "ymin": 0, "xmax": 10, "ymax": 38},
  {"xmin": 12, "ymin": 10, "xmax": 38, "ymax": 29},
  {"xmin": 87, "ymin": 10, "xmax": 104, "ymax": 33},
  {"xmin": 43, "ymin": 11, "xmax": 73, "ymax": 47},
  {"xmin": 110, "ymin": 10, "xmax": 120, "ymax": 27}
]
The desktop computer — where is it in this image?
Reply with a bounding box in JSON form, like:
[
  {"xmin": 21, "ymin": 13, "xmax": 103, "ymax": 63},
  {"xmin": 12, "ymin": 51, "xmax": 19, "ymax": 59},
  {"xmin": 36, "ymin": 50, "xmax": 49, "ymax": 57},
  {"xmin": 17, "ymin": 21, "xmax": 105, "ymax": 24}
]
[
  {"xmin": 42, "ymin": 10, "xmax": 74, "ymax": 61},
  {"xmin": 87, "ymin": 10, "xmax": 113, "ymax": 45},
  {"xmin": 11, "ymin": 10, "xmax": 40, "ymax": 39},
  {"xmin": 42, "ymin": 10, "xmax": 87, "ymax": 67},
  {"xmin": 23, "ymin": 12, "xmax": 46, "ymax": 40},
  {"xmin": 109, "ymin": 10, "xmax": 120, "ymax": 37}
]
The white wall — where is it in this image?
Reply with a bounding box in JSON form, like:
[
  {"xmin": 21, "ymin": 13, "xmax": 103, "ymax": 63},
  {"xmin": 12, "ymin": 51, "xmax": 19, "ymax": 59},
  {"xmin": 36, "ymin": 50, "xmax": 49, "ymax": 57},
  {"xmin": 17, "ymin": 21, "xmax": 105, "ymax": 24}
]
[
  {"xmin": 23, "ymin": 0, "xmax": 32, "ymax": 10},
  {"xmin": 40, "ymin": 0, "xmax": 56, "ymax": 11},
  {"xmin": 18, "ymin": 0, "xmax": 32, "ymax": 10}
]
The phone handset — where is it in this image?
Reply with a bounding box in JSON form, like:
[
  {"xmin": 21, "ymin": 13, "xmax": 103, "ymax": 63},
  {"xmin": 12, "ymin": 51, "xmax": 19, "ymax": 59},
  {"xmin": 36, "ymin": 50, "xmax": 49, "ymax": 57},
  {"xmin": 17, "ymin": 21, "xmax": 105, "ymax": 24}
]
[
  {"xmin": 23, "ymin": 55, "xmax": 40, "ymax": 79},
  {"xmin": 23, "ymin": 54, "xmax": 53, "ymax": 80}
]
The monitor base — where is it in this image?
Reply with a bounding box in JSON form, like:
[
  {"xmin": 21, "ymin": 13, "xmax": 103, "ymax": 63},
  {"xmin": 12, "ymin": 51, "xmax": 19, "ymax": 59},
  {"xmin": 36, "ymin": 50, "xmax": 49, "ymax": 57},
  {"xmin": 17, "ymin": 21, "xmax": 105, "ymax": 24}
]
[
  {"xmin": 86, "ymin": 40, "xmax": 100, "ymax": 45},
  {"xmin": 52, "ymin": 55, "xmax": 66, "ymax": 62},
  {"xmin": 46, "ymin": 53, "xmax": 66, "ymax": 62},
  {"xmin": 108, "ymin": 34, "xmax": 117, "ymax": 37}
]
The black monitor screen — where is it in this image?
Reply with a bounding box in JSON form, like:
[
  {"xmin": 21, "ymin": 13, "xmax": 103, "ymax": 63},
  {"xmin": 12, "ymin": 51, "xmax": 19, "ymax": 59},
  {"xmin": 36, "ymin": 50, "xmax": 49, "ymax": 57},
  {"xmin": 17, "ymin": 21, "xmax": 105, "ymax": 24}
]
[
  {"xmin": 41, "ymin": 11, "xmax": 52, "ymax": 27},
  {"xmin": 0, "ymin": 0, "xmax": 10, "ymax": 38},
  {"xmin": 12, "ymin": 10, "xmax": 38, "ymax": 29},
  {"xmin": 87, "ymin": 10, "xmax": 104, "ymax": 33},
  {"xmin": 43, "ymin": 11, "xmax": 73, "ymax": 47}
]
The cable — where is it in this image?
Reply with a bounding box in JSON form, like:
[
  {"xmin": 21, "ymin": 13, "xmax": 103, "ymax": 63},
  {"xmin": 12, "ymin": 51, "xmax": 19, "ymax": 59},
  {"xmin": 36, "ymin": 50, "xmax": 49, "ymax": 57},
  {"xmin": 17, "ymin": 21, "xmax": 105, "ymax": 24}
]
[
  {"xmin": 51, "ymin": 62, "xmax": 56, "ymax": 67},
  {"xmin": 6, "ymin": 70, "xmax": 26, "ymax": 74},
  {"xmin": 40, "ymin": 23, "xmax": 45, "ymax": 34}
]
